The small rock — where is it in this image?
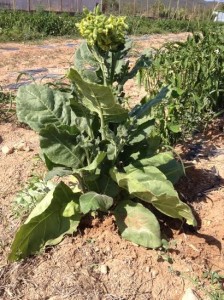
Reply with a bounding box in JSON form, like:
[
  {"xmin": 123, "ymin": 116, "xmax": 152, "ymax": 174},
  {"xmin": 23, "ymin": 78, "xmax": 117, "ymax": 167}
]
[
  {"xmin": 2, "ymin": 145, "xmax": 14, "ymax": 155},
  {"xmin": 105, "ymin": 246, "xmax": 111, "ymax": 252},
  {"xmin": 24, "ymin": 146, "xmax": 31, "ymax": 152},
  {"xmin": 15, "ymin": 142, "xmax": 26, "ymax": 151},
  {"xmin": 15, "ymin": 142, "xmax": 31, "ymax": 152},
  {"xmin": 100, "ymin": 264, "xmax": 108, "ymax": 275},
  {"xmin": 182, "ymin": 288, "xmax": 199, "ymax": 300},
  {"xmin": 75, "ymin": 261, "xmax": 81, "ymax": 268},
  {"xmin": 151, "ymin": 269, "xmax": 159, "ymax": 278},
  {"xmin": 145, "ymin": 266, "xmax": 150, "ymax": 273}
]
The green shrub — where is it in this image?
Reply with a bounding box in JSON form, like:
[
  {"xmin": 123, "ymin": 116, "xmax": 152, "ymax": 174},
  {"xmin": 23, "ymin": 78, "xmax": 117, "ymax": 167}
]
[
  {"xmin": 0, "ymin": 10, "xmax": 82, "ymax": 41},
  {"xmin": 0, "ymin": 9, "xmax": 222, "ymax": 42}
]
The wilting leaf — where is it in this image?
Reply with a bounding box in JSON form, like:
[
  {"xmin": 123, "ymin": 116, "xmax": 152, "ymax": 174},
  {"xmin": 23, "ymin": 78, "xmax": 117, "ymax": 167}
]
[
  {"xmin": 8, "ymin": 182, "xmax": 81, "ymax": 261},
  {"xmin": 68, "ymin": 68, "xmax": 128, "ymax": 124},
  {"xmin": 110, "ymin": 165, "xmax": 197, "ymax": 226},
  {"xmin": 129, "ymin": 87, "xmax": 168, "ymax": 119},
  {"xmin": 125, "ymin": 152, "xmax": 184, "ymax": 184},
  {"xmin": 114, "ymin": 199, "xmax": 161, "ymax": 248},
  {"xmin": 79, "ymin": 192, "xmax": 113, "ymax": 214}
]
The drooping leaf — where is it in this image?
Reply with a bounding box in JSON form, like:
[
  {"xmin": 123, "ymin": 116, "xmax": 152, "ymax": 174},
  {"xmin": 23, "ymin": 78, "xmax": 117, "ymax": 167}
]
[
  {"xmin": 130, "ymin": 87, "xmax": 168, "ymax": 119},
  {"xmin": 114, "ymin": 199, "xmax": 161, "ymax": 248},
  {"xmin": 79, "ymin": 191, "xmax": 113, "ymax": 214},
  {"xmin": 125, "ymin": 152, "xmax": 184, "ymax": 184},
  {"xmin": 16, "ymin": 84, "xmax": 76, "ymax": 132},
  {"xmin": 8, "ymin": 182, "xmax": 81, "ymax": 261},
  {"xmin": 73, "ymin": 152, "xmax": 106, "ymax": 173},
  {"xmin": 110, "ymin": 166, "xmax": 197, "ymax": 226},
  {"xmin": 68, "ymin": 68, "xmax": 128, "ymax": 123},
  {"xmin": 121, "ymin": 52, "xmax": 152, "ymax": 83},
  {"xmin": 128, "ymin": 118, "xmax": 155, "ymax": 145},
  {"xmin": 74, "ymin": 41, "xmax": 102, "ymax": 84},
  {"xmin": 40, "ymin": 125, "xmax": 84, "ymax": 169},
  {"xmin": 45, "ymin": 167, "xmax": 73, "ymax": 181}
]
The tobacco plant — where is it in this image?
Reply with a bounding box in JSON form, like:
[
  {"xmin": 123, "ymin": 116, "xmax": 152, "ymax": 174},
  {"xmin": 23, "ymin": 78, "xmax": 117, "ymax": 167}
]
[{"xmin": 9, "ymin": 9, "xmax": 196, "ymax": 261}]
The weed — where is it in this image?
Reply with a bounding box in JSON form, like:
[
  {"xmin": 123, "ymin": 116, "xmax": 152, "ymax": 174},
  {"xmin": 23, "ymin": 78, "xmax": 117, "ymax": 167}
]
[{"xmin": 0, "ymin": 89, "xmax": 15, "ymax": 122}]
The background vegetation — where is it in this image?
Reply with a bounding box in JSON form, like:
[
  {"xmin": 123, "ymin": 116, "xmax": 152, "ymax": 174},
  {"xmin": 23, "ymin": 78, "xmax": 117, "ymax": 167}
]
[
  {"xmin": 0, "ymin": 5, "xmax": 221, "ymax": 42},
  {"xmin": 138, "ymin": 26, "xmax": 224, "ymax": 144}
]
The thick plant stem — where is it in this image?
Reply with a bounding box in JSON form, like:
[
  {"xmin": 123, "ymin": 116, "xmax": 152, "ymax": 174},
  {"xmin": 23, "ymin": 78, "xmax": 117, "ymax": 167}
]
[
  {"xmin": 92, "ymin": 46, "xmax": 108, "ymax": 86},
  {"xmin": 99, "ymin": 109, "xmax": 106, "ymax": 140},
  {"xmin": 110, "ymin": 52, "xmax": 117, "ymax": 85}
]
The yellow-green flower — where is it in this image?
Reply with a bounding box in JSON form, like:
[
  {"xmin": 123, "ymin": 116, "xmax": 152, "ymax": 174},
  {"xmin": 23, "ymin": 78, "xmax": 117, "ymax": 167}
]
[{"xmin": 76, "ymin": 8, "xmax": 128, "ymax": 52}]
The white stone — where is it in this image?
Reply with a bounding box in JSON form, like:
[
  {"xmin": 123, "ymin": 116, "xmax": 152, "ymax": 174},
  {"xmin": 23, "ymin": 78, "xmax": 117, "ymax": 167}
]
[
  {"xmin": 182, "ymin": 288, "xmax": 198, "ymax": 300},
  {"xmin": 1, "ymin": 145, "xmax": 14, "ymax": 155},
  {"xmin": 100, "ymin": 264, "xmax": 108, "ymax": 275},
  {"xmin": 151, "ymin": 269, "xmax": 159, "ymax": 278}
]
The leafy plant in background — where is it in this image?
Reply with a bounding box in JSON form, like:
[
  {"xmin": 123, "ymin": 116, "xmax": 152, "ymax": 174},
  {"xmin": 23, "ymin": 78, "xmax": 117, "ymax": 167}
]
[
  {"xmin": 0, "ymin": 9, "xmax": 221, "ymax": 42},
  {"xmin": 9, "ymin": 8, "xmax": 196, "ymax": 262},
  {"xmin": 138, "ymin": 27, "xmax": 224, "ymax": 144},
  {"xmin": 13, "ymin": 176, "xmax": 55, "ymax": 218}
]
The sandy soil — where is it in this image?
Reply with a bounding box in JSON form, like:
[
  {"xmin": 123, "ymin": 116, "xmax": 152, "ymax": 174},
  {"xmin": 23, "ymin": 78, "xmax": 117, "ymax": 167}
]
[{"xmin": 0, "ymin": 33, "xmax": 224, "ymax": 300}]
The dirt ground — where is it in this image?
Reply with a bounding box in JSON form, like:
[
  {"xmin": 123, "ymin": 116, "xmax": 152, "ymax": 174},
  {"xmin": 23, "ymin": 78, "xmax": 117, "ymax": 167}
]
[{"xmin": 0, "ymin": 33, "xmax": 224, "ymax": 300}]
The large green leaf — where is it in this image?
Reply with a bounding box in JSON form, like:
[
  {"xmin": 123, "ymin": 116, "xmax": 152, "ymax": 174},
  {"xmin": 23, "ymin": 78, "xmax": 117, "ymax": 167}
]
[
  {"xmin": 68, "ymin": 68, "xmax": 128, "ymax": 124},
  {"xmin": 114, "ymin": 199, "xmax": 161, "ymax": 248},
  {"xmin": 110, "ymin": 166, "xmax": 197, "ymax": 226},
  {"xmin": 79, "ymin": 192, "xmax": 113, "ymax": 214},
  {"xmin": 8, "ymin": 182, "xmax": 81, "ymax": 261},
  {"xmin": 74, "ymin": 41, "xmax": 102, "ymax": 84},
  {"xmin": 125, "ymin": 152, "xmax": 184, "ymax": 184},
  {"xmin": 16, "ymin": 84, "xmax": 76, "ymax": 132},
  {"xmin": 40, "ymin": 125, "xmax": 84, "ymax": 169}
]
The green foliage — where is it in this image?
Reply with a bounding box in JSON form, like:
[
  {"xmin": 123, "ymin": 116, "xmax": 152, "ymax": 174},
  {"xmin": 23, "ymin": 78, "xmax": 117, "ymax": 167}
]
[
  {"xmin": 13, "ymin": 176, "xmax": 55, "ymax": 217},
  {"xmin": 0, "ymin": 9, "xmax": 221, "ymax": 42},
  {"xmin": 10, "ymin": 12, "xmax": 196, "ymax": 261},
  {"xmin": 125, "ymin": 16, "xmax": 220, "ymax": 36},
  {"xmin": 0, "ymin": 10, "xmax": 82, "ymax": 41},
  {"xmin": 0, "ymin": 89, "xmax": 15, "ymax": 122},
  {"xmin": 138, "ymin": 27, "xmax": 224, "ymax": 143}
]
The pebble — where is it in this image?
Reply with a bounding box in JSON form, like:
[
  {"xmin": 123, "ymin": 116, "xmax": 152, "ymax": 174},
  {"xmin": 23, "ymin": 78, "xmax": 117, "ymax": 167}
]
[
  {"xmin": 182, "ymin": 288, "xmax": 198, "ymax": 300},
  {"xmin": 1, "ymin": 145, "xmax": 14, "ymax": 155},
  {"xmin": 75, "ymin": 261, "xmax": 81, "ymax": 268},
  {"xmin": 145, "ymin": 266, "xmax": 150, "ymax": 273},
  {"xmin": 100, "ymin": 264, "xmax": 108, "ymax": 275},
  {"xmin": 15, "ymin": 142, "xmax": 31, "ymax": 152},
  {"xmin": 151, "ymin": 269, "xmax": 159, "ymax": 278}
]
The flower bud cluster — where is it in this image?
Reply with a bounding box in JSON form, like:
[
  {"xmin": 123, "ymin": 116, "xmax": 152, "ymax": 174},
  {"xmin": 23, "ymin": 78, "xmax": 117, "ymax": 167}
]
[{"xmin": 76, "ymin": 7, "xmax": 128, "ymax": 51}]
